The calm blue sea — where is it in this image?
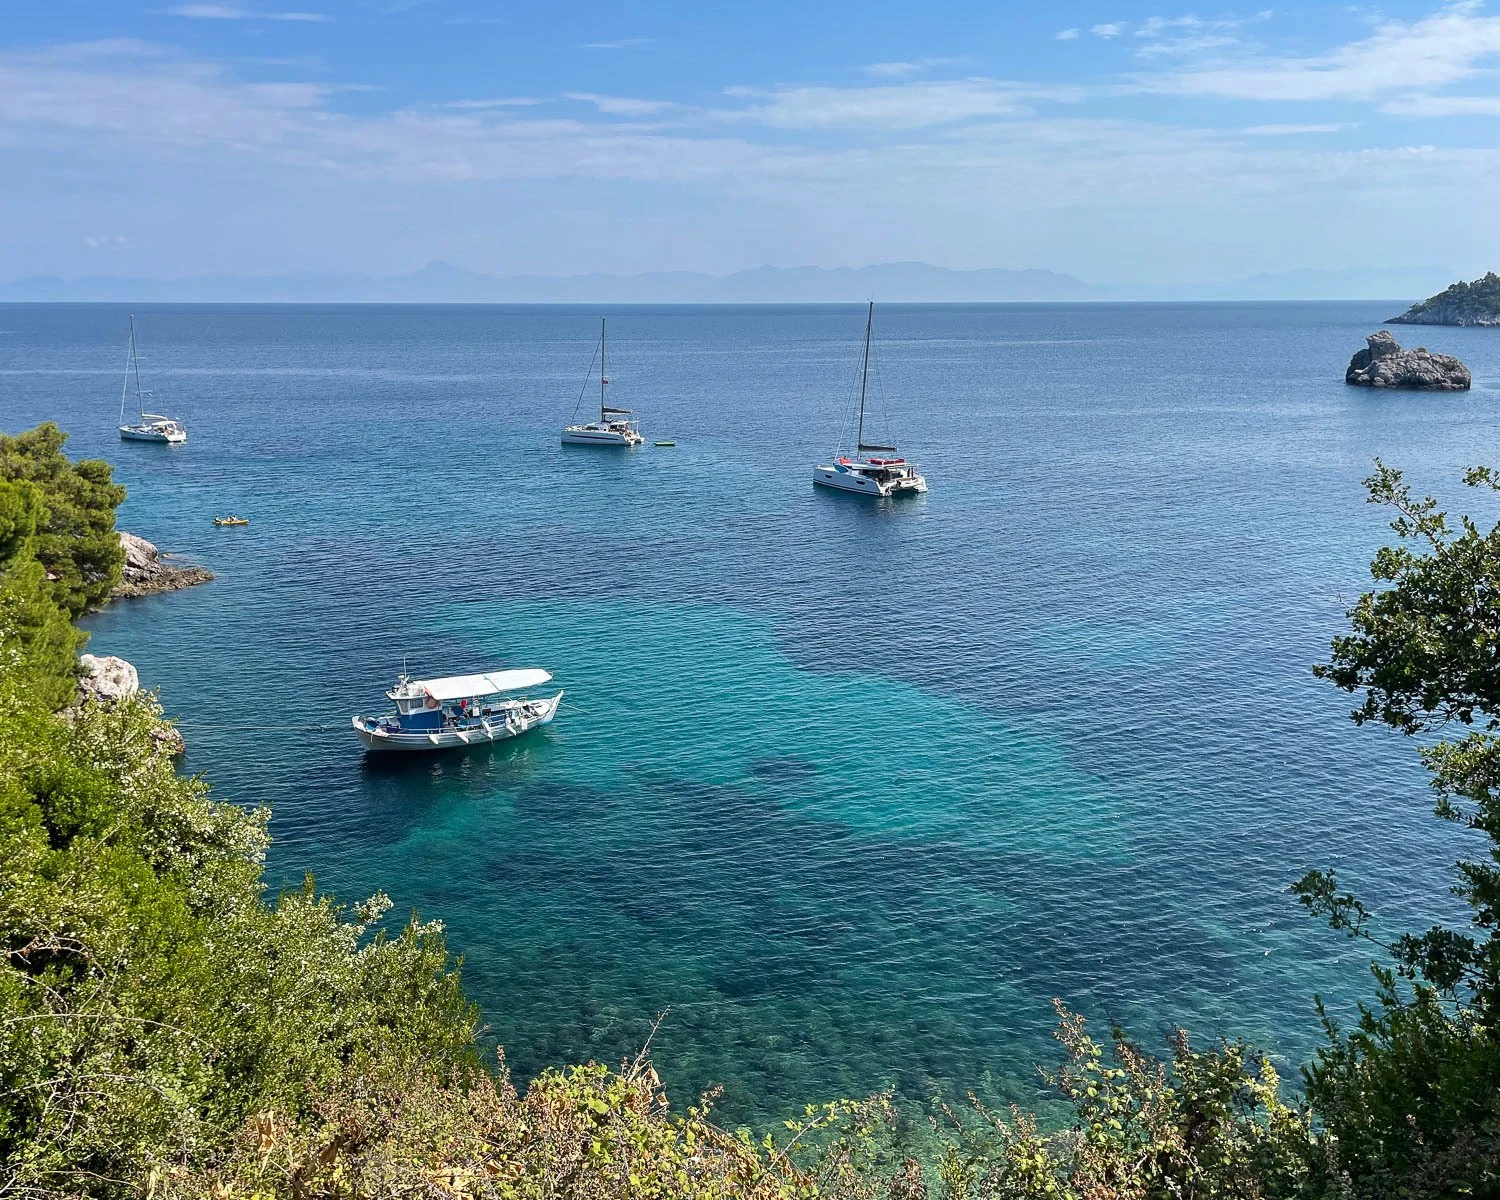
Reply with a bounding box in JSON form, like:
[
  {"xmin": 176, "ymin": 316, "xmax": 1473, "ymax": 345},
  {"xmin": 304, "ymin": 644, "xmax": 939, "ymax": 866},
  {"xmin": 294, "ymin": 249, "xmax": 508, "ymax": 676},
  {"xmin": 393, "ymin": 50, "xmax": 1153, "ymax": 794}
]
[{"xmin": 3, "ymin": 301, "xmax": 1494, "ymax": 1126}]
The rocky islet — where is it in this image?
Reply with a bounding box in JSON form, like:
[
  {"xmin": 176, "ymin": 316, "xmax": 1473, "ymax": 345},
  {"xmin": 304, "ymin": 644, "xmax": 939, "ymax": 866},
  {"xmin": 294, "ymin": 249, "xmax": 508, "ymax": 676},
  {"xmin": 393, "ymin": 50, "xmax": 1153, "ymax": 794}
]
[{"xmin": 1345, "ymin": 330, "xmax": 1471, "ymax": 391}]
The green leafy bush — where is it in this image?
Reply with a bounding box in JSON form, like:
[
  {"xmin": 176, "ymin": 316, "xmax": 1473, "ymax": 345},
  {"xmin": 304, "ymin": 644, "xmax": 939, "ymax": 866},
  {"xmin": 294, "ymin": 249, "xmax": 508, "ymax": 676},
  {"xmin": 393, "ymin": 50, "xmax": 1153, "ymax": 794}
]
[{"xmin": 1303, "ymin": 462, "xmax": 1500, "ymax": 1197}]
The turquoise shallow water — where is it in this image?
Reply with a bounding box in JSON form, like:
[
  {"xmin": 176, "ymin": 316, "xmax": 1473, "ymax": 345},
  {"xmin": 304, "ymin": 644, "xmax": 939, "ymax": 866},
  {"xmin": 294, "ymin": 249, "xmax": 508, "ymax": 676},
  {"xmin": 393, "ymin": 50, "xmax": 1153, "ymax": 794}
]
[{"xmin": 3, "ymin": 301, "xmax": 1495, "ymax": 1125}]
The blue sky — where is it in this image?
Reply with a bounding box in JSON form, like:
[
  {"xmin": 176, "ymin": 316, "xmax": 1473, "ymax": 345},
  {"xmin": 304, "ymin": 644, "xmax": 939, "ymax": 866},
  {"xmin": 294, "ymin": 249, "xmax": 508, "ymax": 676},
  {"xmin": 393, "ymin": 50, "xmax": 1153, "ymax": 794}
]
[{"xmin": 4, "ymin": 0, "xmax": 1499, "ymax": 283}]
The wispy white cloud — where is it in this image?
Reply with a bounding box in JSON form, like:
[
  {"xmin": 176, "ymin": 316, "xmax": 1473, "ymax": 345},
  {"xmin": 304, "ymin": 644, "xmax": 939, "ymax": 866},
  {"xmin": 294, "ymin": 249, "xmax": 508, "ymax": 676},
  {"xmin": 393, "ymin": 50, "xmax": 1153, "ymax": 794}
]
[
  {"xmin": 1134, "ymin": 33, "xmax": 1241, "ymax": 58},
  {"xmin": 1143, "ymin": 3, "xmax": 1500, "ymax": 100},
  {"xmin": 1244, "ymin": 122, "xmax": 1350, "ymax": 135},
  {"xmin": 1056, "ymin": 28, "xmax": 1081, "ymax": 41},
  {"xmin": 724, "ymin": 79, "xmax": 1084, "ymax": 131},
  {"xmin": 1383, "ymin": 92, "xmax": 1500, "ymax": 116},
  {"xmin": 0, "ymin": 25, "xmax": 1494, "ymax": 232},
  {"xmin": 564, "ymin": 92, "xmax": 678, "ymax": 116},
  {"xmin": 1089, "ymin": 12, "xmax": 1277, "ymax": 59},
  {"xmin": 443, "ymin": 97, "xmax": 545, "ymax": 110},
  {"xmin": 84, "ymin": 234, "xmax": 127, "ymax": 248},
  {"xmin": 167, "ymin": 4, "xmax": 330, "ymax": 20},
  {"xmin": 862, "ymin": 57, "xmax": 968, "ymax": 78},
  {"xmin": 580, "ymin": 37, "xmax": 654, "ymax": 50}
]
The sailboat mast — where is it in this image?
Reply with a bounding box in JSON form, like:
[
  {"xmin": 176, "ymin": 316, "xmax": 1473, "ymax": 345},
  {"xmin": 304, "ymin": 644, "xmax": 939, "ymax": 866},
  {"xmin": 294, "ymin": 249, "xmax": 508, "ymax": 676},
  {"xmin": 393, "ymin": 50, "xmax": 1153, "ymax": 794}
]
[
  {"xmin": 119, "ymin": 316, "xmax": 134, "ymax": 425},
  {"xmin": 599, "ymin": 317, "xmax": 607, "ymax": 422},
  {"xmin": 129, "ymin": 314, "xmax": 145, "ymax": 418},
  {"xmin": 856, "ymin": 300, "xmax": 872, "ymax": 453}
]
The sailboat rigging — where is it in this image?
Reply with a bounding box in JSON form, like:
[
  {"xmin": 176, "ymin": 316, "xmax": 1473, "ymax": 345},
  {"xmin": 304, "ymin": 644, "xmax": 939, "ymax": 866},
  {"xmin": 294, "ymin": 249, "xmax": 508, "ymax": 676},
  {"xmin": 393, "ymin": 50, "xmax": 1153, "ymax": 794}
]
[
  {"xmin": 813, "ymin": 302, "xmax": 926, "ymax": 497},
  {"xmin": 561, "ymin": 317, "xmax": 644, "ymax": 446},
  {"xmin": 117, "ymin": 314, "xmax": 187, "ymax": 445}
]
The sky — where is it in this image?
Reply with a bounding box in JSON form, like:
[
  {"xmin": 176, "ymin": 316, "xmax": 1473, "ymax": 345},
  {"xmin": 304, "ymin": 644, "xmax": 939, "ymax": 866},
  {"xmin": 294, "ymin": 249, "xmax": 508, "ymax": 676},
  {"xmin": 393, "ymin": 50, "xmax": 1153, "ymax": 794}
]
[{"xmin": 3, "ymin": 0, "xmax": 1499, "ymax": 285}]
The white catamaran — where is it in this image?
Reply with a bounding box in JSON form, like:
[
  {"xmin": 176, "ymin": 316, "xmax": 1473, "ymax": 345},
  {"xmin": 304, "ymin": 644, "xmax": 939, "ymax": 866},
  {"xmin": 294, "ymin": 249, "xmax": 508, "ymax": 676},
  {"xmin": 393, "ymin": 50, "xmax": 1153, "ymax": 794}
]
[
  {"xmin": 117, "ymin": 314, "xmax": 187, "ymax": 444},
  {"xmin": 351, "ymin": 667, "xmax": 564, "ymax": 753},
  {"xmin": 562, "ymin": 317, "xmax": 644, "ymax": 446},
  {"xmin": 813, "ymin": 302, "xmax": 926, "ymax": 497}
]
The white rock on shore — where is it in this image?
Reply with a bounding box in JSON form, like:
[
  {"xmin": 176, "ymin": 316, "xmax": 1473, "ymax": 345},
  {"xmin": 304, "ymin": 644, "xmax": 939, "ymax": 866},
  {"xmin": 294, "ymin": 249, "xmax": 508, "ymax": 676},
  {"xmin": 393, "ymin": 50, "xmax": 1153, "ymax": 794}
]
[
  {"xmin": 73, "ymin": 653, "xmax": 186, "ymax": 755},
  {"xmin": 77, "ymin": 653, "xmax": 140, "ymax": 701}
]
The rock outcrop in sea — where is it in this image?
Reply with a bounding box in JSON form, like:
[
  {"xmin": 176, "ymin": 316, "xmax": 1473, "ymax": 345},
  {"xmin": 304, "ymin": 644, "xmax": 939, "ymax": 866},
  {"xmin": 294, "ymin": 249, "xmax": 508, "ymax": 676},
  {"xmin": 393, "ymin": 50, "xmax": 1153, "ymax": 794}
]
[
  {"xmin": 112, "ymin": 531, "xmax": 213, "ymax": 599},
  {"xmin": 1388, "ymin": 271, "xmax": 1500, "ymax": 326},
  {"xmin": 1345, "ymin": 330, "xmax": 1471, "ymax": 391}
]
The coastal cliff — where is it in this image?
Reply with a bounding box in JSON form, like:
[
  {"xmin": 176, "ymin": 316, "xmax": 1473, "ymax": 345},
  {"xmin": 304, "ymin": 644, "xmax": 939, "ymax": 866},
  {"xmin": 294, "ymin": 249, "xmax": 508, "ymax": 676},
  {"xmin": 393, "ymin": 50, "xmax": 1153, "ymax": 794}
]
[
  {"xmin": 1388, "ymin": 271, "xmax": 1500, "ymax": 326},
  {"xmin": 1345, "ymin": 330, "xmax": 1471, "ymax": 391},
  {"xmin": 111, "ymin": 531, "xmax": 213, "ymax": 598}
]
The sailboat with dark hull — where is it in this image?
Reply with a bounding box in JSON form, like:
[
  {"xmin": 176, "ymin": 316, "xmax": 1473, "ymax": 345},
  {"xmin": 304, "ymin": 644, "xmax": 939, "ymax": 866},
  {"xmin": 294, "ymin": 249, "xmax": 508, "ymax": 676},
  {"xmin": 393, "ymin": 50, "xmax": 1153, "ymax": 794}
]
[
  {"xmin": 813, "ymin": 302, "xmax": 926, "ymax": 497},
  {"xmin": 562, "ymin": 317, "xmax": 644, "ymax": 446},
  {"xmin": 117, "ymin": 314, "xmax": 187, "ymax": 445}
]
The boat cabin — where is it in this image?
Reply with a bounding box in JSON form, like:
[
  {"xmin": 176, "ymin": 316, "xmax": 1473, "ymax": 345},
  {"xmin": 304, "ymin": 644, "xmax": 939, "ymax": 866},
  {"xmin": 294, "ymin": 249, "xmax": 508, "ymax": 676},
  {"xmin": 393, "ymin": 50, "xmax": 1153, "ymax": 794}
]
[
  {"xmin": 383, "ymin": 668, "xmax": 554, "ymax": 733},
  {"xmin": 836, "ymin": 455, "xmax": 920, "ymax": 483}
]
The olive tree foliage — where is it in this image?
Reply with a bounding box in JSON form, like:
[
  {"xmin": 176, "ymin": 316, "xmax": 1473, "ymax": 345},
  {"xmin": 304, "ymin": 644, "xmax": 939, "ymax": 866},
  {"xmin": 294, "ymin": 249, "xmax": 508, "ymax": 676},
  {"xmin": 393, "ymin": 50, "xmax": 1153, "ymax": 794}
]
[
  {"xmin": 1300, "ymin": 462, "xmax": 1500, "ymax": 1196},
  {"xmin": 0, "ymin": 422, "xmax": 125, "ymax": 617}
]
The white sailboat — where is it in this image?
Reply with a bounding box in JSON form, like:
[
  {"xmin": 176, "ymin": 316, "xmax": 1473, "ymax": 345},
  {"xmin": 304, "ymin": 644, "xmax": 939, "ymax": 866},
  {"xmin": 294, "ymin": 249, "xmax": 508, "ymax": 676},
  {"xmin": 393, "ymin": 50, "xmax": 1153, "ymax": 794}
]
[
  {"xmin": 118, "ymin": 314, "xmax": 187, "ymax": 444},
  {"xmin": 562, "ymin": 317, "xmax": 644, "ymax": 446},
  {"xmin": 813, "ymin": 302, "xmax": 926, "ymax": 497}
]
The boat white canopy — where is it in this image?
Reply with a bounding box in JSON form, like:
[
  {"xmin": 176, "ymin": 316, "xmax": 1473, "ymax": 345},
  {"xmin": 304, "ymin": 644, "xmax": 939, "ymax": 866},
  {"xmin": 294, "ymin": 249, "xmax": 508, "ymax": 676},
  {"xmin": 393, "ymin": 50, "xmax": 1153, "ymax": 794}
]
[{"xmin": 417, "ymin": 669, "xmax": 553, "ymax": 701}]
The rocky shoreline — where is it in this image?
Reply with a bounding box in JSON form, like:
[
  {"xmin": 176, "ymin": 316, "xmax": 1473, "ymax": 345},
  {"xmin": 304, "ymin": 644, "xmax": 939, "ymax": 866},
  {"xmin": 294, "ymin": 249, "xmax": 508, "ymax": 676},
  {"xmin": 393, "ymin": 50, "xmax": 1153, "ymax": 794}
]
[
  {"xmin": 111, "ymin": 531, "xmax": 214, "ymax": 599},
  {"xmin": 1345, "ymin": 330, "xmax": 1471, "ymax": 391}
]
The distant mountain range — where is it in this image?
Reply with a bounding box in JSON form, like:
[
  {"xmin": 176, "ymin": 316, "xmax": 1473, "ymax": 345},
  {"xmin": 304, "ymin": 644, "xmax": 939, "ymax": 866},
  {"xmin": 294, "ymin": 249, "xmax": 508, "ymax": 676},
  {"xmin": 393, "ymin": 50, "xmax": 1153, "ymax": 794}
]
[{"xmin": 0, "ymin": 260, "xmax": 1462, "ymax": 304}]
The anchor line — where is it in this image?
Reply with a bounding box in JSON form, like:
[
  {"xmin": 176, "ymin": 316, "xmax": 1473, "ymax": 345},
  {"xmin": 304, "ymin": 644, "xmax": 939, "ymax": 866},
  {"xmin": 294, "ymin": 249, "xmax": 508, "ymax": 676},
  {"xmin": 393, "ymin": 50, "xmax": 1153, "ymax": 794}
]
[{"xmin": 167, "ymin": 721, "xmax": 344, "ymax": 733}]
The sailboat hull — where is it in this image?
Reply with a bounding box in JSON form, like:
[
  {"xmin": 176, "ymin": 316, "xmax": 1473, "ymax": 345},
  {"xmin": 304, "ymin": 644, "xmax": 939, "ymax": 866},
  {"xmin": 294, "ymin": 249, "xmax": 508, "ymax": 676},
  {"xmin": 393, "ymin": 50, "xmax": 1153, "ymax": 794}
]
[{"xmin": 120, "ymin": 425, "xmax": 187, "ymax": 444}]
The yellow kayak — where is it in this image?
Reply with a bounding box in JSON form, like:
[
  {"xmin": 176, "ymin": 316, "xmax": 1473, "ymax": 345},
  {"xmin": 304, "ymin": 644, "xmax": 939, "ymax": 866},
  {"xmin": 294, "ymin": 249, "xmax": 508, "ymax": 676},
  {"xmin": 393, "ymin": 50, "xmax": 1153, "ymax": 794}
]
[{"xmin": 213, "ymin": 516, "xmax": 249, "ymax": 527}]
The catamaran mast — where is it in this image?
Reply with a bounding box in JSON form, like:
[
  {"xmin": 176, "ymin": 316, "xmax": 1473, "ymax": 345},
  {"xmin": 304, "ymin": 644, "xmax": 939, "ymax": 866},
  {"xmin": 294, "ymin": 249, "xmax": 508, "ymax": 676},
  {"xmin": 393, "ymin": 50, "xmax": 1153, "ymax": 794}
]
[
  {"xmin": 856, "ymin": 300, "xmax": 872, "ymax": 453},
  {"xmin": 599, "ymin": 317, "xmax": 607, "ymax": 422}
]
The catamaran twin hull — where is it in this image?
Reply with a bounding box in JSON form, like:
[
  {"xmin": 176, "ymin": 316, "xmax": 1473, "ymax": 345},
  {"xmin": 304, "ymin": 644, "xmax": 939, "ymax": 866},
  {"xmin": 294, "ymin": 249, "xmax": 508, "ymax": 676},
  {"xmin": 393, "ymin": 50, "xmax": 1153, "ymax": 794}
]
[
  {"xmin": 813, "ymin": 465, "xmax": 928, "ymax": 497},
  {"xmin": 353, "ymin": 691, "xmax": 564, "ymax": 752},
  {"xmin": 561, "ymin": 425, "xmax": 643, "ymax": 446}
]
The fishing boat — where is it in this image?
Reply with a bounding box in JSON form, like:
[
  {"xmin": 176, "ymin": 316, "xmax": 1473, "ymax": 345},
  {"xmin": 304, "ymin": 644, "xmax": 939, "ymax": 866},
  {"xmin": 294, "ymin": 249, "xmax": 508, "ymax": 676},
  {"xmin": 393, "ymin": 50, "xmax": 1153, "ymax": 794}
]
[
  {"xmin": 118, "ymin": 314, "xmax": 187, "ymax": 444},
  {"xmin": 813, "ymin": 302, "xmax": 926, "ymax": 498},
  {"xmin": 351, "ymin": 667, "xmax": 564, "ymax": 753},
  {"xmin": 212, "ymin": 516, "xmax": 249, "ymax": 527},
  {"xmin": 562, "ymin": 318, "xmax": 644, "ymax": 446}
]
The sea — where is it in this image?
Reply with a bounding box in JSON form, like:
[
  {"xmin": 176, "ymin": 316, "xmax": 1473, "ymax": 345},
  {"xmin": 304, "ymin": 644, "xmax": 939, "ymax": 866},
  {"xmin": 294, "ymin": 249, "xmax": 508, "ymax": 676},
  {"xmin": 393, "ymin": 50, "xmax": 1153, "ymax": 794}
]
[{"xmin": 2, "ymin": 301, "xmax": 1494, "ymax": 1128}]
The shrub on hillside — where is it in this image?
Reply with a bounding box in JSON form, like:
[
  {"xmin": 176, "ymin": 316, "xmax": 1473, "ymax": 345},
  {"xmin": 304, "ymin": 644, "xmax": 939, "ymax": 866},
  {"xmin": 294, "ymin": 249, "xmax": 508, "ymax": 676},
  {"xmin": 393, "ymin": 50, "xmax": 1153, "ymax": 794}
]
[{"xmin": 0, "ymin": 422, "xmax": 124, "ymax": 618}]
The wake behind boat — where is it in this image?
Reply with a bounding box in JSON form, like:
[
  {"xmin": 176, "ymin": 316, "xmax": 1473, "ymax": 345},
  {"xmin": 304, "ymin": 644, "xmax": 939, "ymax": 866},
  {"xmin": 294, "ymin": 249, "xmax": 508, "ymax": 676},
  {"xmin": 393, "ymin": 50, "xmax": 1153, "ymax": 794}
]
[
  {"xmin": 562, "ymin": 317, "xmax": 644, "ymax": 446},
  {"xmin": 813, "ymin": 302, "xmax": 926, "ymax": 498},
  {"xmin": 352, "ymin": 667, "xmax": 563, "ymax": 753},
  {"xmin": 117, "ymin": 314, "xmax": 187, "ymax": 445}
]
